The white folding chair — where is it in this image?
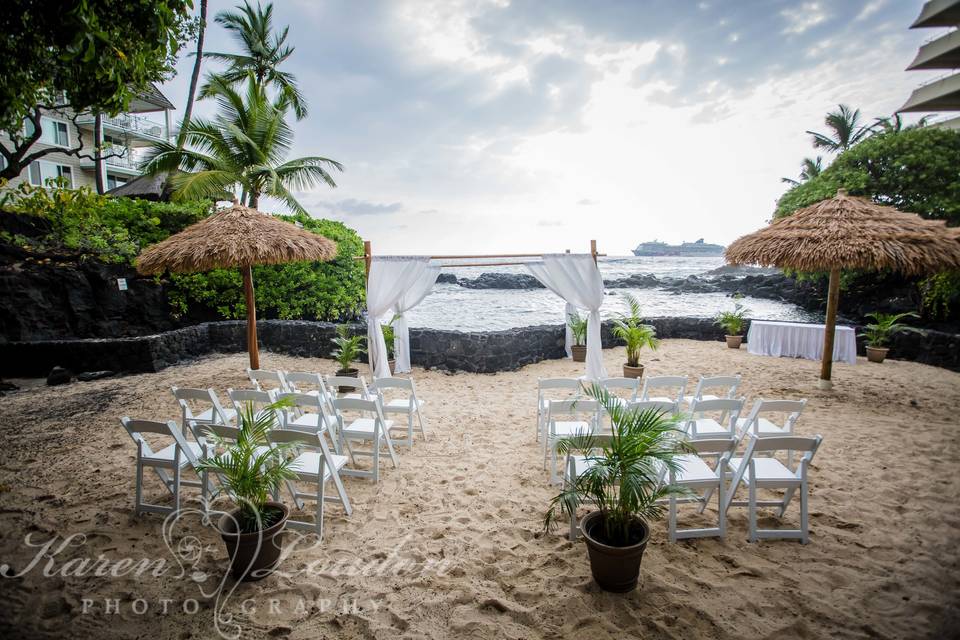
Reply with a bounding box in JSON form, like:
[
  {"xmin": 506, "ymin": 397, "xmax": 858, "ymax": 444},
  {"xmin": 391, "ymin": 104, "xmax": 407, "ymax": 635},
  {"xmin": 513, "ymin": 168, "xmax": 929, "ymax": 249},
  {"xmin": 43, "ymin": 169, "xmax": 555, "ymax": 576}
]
[
  {"xmin": 172, "ymin": 387, "xmax": 236, "ymax": 436},
  {"xmin": 536, "ymin": 378, "xmax": 582, "ymax": 442},
  {"xmin": 284, "ymin": 372, "xmax": 327, "ymax": 397},
  {"xmin": 544, "ymin": 399, "xmax": 600, "ymax": 485},
  {"xmin": 369, "ymin": 377, "xmax": 427, "ymax": 448},
  {"xmin": 626, "ymin": 399, "xmax": 678, "ymax": 416},
  {"xmin": 120, "ymin": 418, "xmax": 209, "ymax": 515},
  {"xmin": 247, "ymin": 369, "xmax": 290, "ymax": 393},
  {"xmin": 685, "ymin": 397, "xmax": 746, "ymax": 439},
  {"xmin": 332, "ymin": 397, "xmax": 399, "ymax": 482},
  {"xmin": 736, "ymin": 399, "xmax": 807, "ymax": 441},
  {"xmin": 681, "ymin": 375, "xmax": 742, "ymax": 412},
  {"xmin": 267, "ymin": 429, "xmax": 352, "ymax": 538},
  {"xmin": 562, "ymin": 433, "xmax": 614, "ymax": 540},
  {"xmin": 278, "ymin": 392, "xmax": 340, "ymax": 446},
  {"xmin": 228, "ymin": 388, "xmax": 280, "ymax": 425},
  {"xmin": 723, "ymin": 435, "xmax": 823, "ymax": 543},
  {"xmin": 662, "ymin": 437, "xmax": 737, "ymax": 542},
  {"xmin": 640, "ymin": 375, "xmax": 688, "ymax": 413},
  {"xmin": 327, "ymin": 375, "xmax": 371, "ymax": 400}
]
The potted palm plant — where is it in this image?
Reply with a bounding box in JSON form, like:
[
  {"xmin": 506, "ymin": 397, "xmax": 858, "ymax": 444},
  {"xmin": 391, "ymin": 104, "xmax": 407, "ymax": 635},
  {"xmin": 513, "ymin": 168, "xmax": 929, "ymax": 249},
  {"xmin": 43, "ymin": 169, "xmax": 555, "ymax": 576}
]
[
  {"xmin": 382, "ymin": 315, "xmax": 399, "ymax": 375},
  {"xmin": 859, "ymin": 311, "xmax": 921, "ymax": 363},
  {"xmin": 545, "ymin": 385, "xmax": 688, "ymax": 592},
  {"xmin": 612, "ymin": 294, "xmax": 659, "ymax": 378},
  {"xmin": 331, "ymin": 324, "xmax": 366, "ymax": 378},
  {"xmin": 197, "ymin": 399, "xmax": 299, "ymax": 582},
  {"xmin": 714, "ymin": 296, "xmax": 750, "ymax": 349},
  {"xmin": 568, "ymin": 312, "xmax": 588, "ymax": 362}
]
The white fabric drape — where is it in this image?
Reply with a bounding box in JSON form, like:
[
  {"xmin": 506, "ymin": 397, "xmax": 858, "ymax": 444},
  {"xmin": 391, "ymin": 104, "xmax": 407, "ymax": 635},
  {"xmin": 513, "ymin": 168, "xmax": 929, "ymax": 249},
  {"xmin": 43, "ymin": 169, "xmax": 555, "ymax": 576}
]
[
  {"xmin": 392, "ymin": 265, "xmax": 440, "ymax": 373},
  {"xmin": 366, "ymin": 257, "xmax": 433, "ymax": 378},
  {"xmin": 526, "ymin": 254, "xmax": 607, "ymax": 380}
]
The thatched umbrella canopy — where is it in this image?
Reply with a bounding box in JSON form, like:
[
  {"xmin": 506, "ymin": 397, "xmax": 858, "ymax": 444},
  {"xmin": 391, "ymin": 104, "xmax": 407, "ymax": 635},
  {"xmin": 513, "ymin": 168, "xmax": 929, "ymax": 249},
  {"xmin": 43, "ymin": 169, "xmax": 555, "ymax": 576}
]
[
  {"xmin": 137, "ymin": 201, "xmax": 337, "ymax": 369},
  {"xmin": 726, "ymin": 188, "xmax": 960, "ymax": 388}
]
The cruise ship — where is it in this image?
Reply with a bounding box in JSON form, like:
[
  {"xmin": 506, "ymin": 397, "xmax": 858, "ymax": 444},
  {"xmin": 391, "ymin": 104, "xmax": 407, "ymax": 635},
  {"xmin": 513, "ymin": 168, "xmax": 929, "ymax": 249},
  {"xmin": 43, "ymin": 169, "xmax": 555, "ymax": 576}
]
[{"xmin": 631, "ymin": 238, "xmax": 725, "ymax": 257}]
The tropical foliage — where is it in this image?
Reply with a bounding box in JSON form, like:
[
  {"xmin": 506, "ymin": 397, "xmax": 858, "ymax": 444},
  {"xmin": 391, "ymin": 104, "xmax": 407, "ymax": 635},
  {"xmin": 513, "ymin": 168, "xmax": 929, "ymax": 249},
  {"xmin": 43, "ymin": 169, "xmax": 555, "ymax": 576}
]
[
  {"xmin": 141, "ymin": 76, "xmax": 341, "ymax": 213},
  {"xmin": 714, "ymin": 296, "xmax": 750, "ymax": 335},
  {"xmin": 544, "ymin": 384, "xmax": 689, "ymax": 546},
  {"xmin": 196, "ymin": 399, "xmax": 299, "ymax": 533},
  {"xmin": 567, "ymin": 312, "xmax": 588, "ymax": 346},
  {"xmin": 0, "ymin": 0, "xmax": 194, "ymax": 178},
  {"xmin": 203, "ymin": 1, "xmax": 307, "ymax": 119},
  {"xmin": 167, "ymin": 213, "xmax": 365, "ymax": 321},
  {"xmin": 806, "ymin": 104, "xmax": 871, "ymax": 153},
  {"xmin": 612, "ymin": 294, "xmax": 659, "ymax": 367},
  {"xmin": 858, "ymin": 311, "xmax": 922, "ymax": 348},
  {"xmin": 781, "ymin": 156, "xmax": 822, "ymax": 186},
  {"xmin": 776, "ymin": 127, "xmax": 960, "ymax": 225},
  {"xmin": 0, "ymin": 179, "xmax": 209, "ymax": 263},
  {"xmin": 331, "ymin": 324, "xmax": 366, "ymax": 371},
  {"xmin": 382, "ymin": 315, "xmax": 400, "ymax": 358}
]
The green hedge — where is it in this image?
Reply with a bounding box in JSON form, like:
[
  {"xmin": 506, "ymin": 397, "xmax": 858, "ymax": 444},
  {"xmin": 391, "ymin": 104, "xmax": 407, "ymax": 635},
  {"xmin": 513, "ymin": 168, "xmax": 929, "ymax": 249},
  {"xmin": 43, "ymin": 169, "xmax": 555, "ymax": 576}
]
[
  {"xmin": 0, "ymin": 179, "xmax": 366, "ymax": 322},
  {"xmin": 168, "ymin": 213, "xmax": 365, "ymax": 322}
]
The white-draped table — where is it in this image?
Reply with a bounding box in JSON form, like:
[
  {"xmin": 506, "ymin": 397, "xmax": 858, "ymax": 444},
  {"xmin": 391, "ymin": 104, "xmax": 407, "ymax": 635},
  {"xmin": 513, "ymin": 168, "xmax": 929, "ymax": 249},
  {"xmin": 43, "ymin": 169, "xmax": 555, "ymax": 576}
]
[{"xmin": 747, "ymin": 320, "xmax": 857, "ymax": 365}]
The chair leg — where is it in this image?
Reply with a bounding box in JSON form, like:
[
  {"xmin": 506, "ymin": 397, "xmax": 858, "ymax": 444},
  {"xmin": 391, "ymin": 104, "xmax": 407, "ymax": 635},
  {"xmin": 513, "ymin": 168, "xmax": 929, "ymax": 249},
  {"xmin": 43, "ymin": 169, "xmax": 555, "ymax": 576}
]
[
  {"xmin": 173, "ymin": 463, "xmax": 181, "ymax": 512},
  {"xmin": 717, "ymin": 479, "xmax": 726, "ymax": 539},
  {"xmin": 135, "ymin": 460, "xmax": 144, "ymax": 515},
  {"xmin": 748, "ymin": 480, "xmax": 757, "ymax": 543},
  {"xmin": 317, "ymin": 476, "xmax": 325, "ymax": 539},
  {"xmin": 668, "ymin": 493, "xmax": 677, "ymax": 543},
  {"xmin": 698, "ymin": 487, "xmax": 715, "ymax": 514},
  {"xmin": 800, "ymin": 481, "xmax": 809, "ymax": 544},
  {"xmin": 407, "ymin": 411, "xmax": 414, "ymax": 448}
]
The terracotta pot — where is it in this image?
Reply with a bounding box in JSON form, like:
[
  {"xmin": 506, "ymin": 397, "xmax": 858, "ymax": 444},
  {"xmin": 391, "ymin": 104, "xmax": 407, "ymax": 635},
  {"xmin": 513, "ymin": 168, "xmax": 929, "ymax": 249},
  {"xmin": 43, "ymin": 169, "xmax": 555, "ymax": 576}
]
[
  {"xmin": 622, "ymin": 363, "xmax": 644, "ymax": 379},
  {"xmin": 571, "ymin": 345, "xmax": 587, "ymax": 362},
  {"xmin": 866, "ymin": 346, "xmax": 888, "ymax": 363},
  {"xmin": 217, "ymin": 502, "xmax": 289, "ymax": 582},
  {"xmin": 725, "ymin": 335, "xmax": 743, "ymax": 349},
  {"xmin": 388, "ymin": 359, "xmax": 396, "ymax": 376},
  {"xmin": 580, "ymin": 511, "xmax": 650, "ymax": 593},
  {"xmin": 335, "ymin": 367, "xmax": 359, "ymax": 393}
]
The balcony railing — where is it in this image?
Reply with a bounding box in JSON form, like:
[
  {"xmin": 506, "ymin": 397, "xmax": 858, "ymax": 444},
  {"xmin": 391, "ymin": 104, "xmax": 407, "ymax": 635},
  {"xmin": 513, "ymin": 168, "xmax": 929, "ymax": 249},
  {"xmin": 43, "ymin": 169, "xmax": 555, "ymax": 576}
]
[{"xmin": 75, "ymin": 113, "xmax": 168, "ymax": 140}]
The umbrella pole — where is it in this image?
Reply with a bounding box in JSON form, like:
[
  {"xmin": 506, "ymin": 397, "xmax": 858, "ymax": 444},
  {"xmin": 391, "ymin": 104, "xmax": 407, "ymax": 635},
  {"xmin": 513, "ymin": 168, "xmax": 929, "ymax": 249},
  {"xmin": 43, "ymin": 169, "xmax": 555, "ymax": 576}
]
[
  {"xmin": 818, "ymin": 268, "xmax": 841, "ymax": 390},
  {"xmin": 243, "ymin": 265, "xmax": 260, "ymax": 370}
]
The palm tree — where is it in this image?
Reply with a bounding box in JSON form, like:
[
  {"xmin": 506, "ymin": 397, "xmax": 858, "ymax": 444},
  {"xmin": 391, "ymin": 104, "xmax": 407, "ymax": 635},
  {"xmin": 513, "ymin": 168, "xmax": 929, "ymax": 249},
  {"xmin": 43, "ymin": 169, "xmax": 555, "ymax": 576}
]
[
  {"xmin": 202, "ymin": 1, "xmax": 307, "ymax": 119},
  {"xmin": 871, "ymin": 113, "xmax": 930, "ymax": 135},
  {"xmin": 179, "ymin": 0, "xmax": 209, "ymax": 148},
  {"xmin": 781, "ymin": 156, "xmax": 823, "ymax": 186},
  {"xmin": 806, "ymin": 104, "xmax": 870, "ymax": 153},
  {"xmin": 141, "ymin": 75, "xmax": 341, "ymax": 213}
]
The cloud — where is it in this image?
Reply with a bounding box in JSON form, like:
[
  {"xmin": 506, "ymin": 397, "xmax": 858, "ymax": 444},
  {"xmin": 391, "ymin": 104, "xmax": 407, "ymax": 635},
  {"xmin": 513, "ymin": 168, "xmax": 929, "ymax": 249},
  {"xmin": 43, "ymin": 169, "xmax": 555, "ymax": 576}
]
[
  {"xmin": 537, "ymin": 219, "xmax": 564, "ymax": 227},
  {"xmin": 316, "ymin": 198, "xmax": 403, "ymax": 216},
  {"xmin": 577, "ymin": 198, "xmax": 597, "ymax": 206},
  {"xmin": 781, "ymin": 3, "xmax": 828, "ymax": 35}
]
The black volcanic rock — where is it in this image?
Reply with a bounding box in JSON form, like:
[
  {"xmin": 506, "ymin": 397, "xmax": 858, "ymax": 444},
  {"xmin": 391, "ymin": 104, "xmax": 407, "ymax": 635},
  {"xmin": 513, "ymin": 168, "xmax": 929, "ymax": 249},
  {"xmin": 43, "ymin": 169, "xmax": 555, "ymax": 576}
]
[
  {"xmin": 457, "ymin": 273, "xmax": 545, "ymax": 289},
  {"xmin": 46, "ymin": 366, "xmax": 72, "ymax": 386},
  {"xmin": 436, "ymin": 273, "xmax": 458, "ymax": 285},
  {"xmin": 604, "ymin": 273, "xmax": 661, "ymax": 288}
]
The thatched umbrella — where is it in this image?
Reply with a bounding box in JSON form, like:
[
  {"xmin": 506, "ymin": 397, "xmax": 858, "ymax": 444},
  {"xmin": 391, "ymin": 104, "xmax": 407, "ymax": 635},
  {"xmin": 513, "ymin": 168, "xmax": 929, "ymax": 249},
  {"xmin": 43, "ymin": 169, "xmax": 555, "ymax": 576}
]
[
  {"xmin": 137, "ymin": 200, "xmax": 337, "ymax": 369},
  {"xmin": 726, "ymin": 188, "xmax": 960, "ymax": 389}
]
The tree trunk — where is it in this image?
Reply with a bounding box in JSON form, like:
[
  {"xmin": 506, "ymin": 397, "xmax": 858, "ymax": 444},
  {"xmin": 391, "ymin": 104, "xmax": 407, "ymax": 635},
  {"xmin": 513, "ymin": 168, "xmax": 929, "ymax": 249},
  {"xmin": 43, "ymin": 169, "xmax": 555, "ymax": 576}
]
[
  {"xmin": 94, "ymin": 114, "xmax": 105, "ymax": 195},
  {"xmin": 818, "ymin": 268, "xmax": 841, "ymax": 390},
  {"xmin": 178, "ymin": 0, "xmax": 207, "ymax": 148},
  {"xmin": 243, "ymin": 265, "xmax": 260, "ymax": 370},
  {"xmin": 248, "ymin": 192, "xmax": 259, "ymax": 209}
]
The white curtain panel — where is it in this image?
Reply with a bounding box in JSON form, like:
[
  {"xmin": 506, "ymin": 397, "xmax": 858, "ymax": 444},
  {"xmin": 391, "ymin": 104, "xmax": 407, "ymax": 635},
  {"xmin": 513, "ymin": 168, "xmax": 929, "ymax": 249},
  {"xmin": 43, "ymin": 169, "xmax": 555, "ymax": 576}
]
[
  {"xmin": 392, "ymin": 265, "xmax": 441, "ymax": 373},
  {"xmin": 527, "ymin": 254, "xmax": 608, "ymax": 380},
  {"xmin": 366, "ymin": 257, "xmax": 433, "ymax": 378}
]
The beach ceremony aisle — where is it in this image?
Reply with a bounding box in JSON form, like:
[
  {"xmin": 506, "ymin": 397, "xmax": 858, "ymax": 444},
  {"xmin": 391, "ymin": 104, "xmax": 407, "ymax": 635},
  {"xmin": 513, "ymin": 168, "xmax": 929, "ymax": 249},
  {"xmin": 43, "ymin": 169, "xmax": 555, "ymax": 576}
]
[{"xmin": 1, "ymin": 340, "xmax": 958, "ymax": 638}]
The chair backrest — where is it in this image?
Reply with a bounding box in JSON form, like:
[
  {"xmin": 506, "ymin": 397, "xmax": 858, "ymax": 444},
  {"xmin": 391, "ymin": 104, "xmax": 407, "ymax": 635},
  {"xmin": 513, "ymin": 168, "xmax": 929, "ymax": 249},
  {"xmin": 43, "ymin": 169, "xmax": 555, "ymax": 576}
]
[
  {"xmin": 121, "ymin": 417, "xmax": 199, "ymax": 465},
  {"xmin": 640, "ymin": 376, "xmax": 688, "ymax": 403},
  {"xmin": 276, "ymin": 392, "xmax": 336, "ymax": 439},
  {"xmin": 628, "ymin": 399, "xmax": 678, "ymax": 415},
  {"xmin": 748, "ymin": 434, "xmax": 821, "ymax": 455},
  {"xmin": 228, "ymin": 388, "xmax": 279, "ymax": 425},
  {"xmin": 284, "ymin": 372, "xmax": 327, "ymax": 397},
  {"xmin": 691, "ymin": 375, "xmax": 741, "ymax": 400},
  {"xmin": 685, "ymin": 436, "xmax": 738, "ymax": 457},
  {"xmin": 247, "ymin": 369, "xmax": 289, "ymax": 393},
  {"xmin": 332, "ymin": 396, "xmax": 388, "ymax": 431},
  {"xmin": 599, "ymin": 377, "xmax": 639, "ymax": 400},
  {"xmin": 172, "ymin": 386, "xmax": 232, "ymax": 426},
  {"xmin": 538, "ymin": 378, "xmax": 582, "ymax": 391},
  {"xmin": 198, "ymin": 421, "xmax": 242, "ymax": 444},
  {"xmin": 327, "ymin": 375, "xmax": 369, "ymax": 397},
  {"xmin": 740, "ymin": 398, "xmax": 807, "ymax": 437},
  {"xmin": 686, "ymin": 397, "xmax": 745, "ymax": 436},
  {"xmin": 546, "ymin": 399, "xmax": 599, "ymax": 425},
  {"xmin": 268, "ymin": 428, "xmax": 339, "ymax": 477}
]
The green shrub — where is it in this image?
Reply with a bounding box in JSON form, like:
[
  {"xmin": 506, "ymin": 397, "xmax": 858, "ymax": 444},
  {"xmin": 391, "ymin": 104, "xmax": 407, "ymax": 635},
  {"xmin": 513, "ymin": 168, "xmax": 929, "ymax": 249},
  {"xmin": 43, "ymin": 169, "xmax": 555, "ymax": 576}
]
[
  {"xmin": 167, "ymin": 213, "xmax": 365, "ymax": 322},
  {"xmin": 0, "ymin": 178, "xmax": 209, "ymax": 262}
]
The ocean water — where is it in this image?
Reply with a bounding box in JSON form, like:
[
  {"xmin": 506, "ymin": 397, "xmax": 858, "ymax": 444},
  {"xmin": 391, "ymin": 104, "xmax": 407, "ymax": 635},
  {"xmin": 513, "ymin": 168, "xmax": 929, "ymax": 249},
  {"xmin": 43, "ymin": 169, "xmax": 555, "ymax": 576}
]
[{"xmin": 404, "ymin": 256, "xmax": 817, "ymax": 332}]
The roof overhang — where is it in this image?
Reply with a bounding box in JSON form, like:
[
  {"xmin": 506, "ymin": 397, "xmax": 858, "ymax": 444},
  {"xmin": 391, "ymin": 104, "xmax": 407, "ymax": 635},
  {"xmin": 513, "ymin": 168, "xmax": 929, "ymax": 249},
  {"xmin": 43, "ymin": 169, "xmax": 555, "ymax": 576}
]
[
  {"xmin": 907, "ymin": 28, "xmax": 960, "ymax": 69},
  {"xmin": 899, "ymin": 72, "xmax": 960, "ymax": 112},
  {"xmin": 910, "ymin": 0, "xmax": 960, "ymax": 28},
  {"xmin": 126, "ymin": 83, "xmax": 176, "ymax": 113}
]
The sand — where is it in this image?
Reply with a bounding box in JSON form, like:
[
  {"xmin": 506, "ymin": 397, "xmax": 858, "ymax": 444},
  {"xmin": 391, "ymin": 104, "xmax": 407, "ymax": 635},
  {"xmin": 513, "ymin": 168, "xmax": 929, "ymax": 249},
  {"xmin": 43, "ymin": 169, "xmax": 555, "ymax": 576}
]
[{"xmin": 1, "ymin": 340, "xmax": 958, "ymax": 639}]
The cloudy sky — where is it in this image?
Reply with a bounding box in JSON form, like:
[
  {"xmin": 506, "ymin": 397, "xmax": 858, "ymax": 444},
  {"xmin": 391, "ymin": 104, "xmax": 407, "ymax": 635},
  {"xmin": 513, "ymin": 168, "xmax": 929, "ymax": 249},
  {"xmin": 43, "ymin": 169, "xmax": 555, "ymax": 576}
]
[{"xmin": 159, "ymin": 0, "xmax": 939, "ymax": 255}]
